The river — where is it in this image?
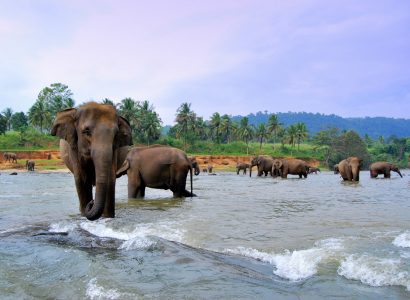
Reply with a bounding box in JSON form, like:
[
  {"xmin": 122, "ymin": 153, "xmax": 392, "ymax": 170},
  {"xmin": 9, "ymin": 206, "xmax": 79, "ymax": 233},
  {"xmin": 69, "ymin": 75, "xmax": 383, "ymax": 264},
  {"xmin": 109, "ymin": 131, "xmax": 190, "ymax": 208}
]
[{"xmin": 0, "ymin": 170, "xmax": 409, "ymax": 299}]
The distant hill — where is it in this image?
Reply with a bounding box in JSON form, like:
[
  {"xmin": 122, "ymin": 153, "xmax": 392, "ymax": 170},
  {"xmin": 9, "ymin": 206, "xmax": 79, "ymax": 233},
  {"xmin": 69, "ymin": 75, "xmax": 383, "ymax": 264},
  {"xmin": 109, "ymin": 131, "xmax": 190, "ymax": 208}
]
[{"xmin": 231, "ymin": 112, "xmax": 410, "ymax": 138}]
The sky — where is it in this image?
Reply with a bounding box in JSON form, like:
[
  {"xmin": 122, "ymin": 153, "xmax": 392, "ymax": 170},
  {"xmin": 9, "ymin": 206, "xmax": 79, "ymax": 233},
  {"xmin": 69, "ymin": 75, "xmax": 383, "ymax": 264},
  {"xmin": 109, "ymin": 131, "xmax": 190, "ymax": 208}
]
[{"xmin": 0, "ymin": 0, "xmax": 409, "ymax": 124}]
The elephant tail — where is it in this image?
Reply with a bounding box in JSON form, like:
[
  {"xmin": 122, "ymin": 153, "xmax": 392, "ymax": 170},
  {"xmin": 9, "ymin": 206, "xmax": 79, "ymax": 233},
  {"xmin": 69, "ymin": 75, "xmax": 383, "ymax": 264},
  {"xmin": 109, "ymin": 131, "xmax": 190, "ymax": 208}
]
[{"xmin": 116, "ymin": 159, "xmax": 130, "ymax": 178}]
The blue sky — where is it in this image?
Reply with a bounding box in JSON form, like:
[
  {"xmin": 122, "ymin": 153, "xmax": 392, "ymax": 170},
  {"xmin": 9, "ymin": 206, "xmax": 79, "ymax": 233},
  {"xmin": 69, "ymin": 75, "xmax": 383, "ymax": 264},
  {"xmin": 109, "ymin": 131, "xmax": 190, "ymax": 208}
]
[{"xmin": 1, "ymin": 0, "xmax": 409, "ymax": 124}]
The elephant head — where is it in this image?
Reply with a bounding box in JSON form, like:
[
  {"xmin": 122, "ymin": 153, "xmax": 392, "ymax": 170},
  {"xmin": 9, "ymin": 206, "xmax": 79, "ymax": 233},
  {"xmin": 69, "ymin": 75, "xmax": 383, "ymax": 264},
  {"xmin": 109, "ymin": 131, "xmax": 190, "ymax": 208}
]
[
  {"xmin": 390, "ymin": 164, "xmax": 403, "ymax": 177},
  {"xmin": 249, "ymin": 157, "xmax": 258, "ymax": 177},
  {"xmin": 51, "ymin": 102, "xmax": 132, "ymax": 220},
  {"xmin": 345, "ymin": 157, "xmax": 362, "ymax": 181},
  {"xmin": 189, "ymin": 157, "xmax": 200, "ymax": 175}
]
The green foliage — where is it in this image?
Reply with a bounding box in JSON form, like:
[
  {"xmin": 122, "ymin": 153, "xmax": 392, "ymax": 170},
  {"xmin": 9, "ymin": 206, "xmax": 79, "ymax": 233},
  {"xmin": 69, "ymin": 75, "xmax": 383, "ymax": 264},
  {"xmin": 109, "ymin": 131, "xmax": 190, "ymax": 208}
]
[
  {"xmin": 11, "ymin": 112, "xmax": 28, "ymax": 132},
  {"xmin": 0, "ymin": 113, "xmax": 7, "ymax": 134},
  {"xmin": 28, "ymin": 83, "xmax": 75, "ymax": 132},
  {"xmin": 0, "ymin": 129, "xmax": 59, "ymax": 150}
]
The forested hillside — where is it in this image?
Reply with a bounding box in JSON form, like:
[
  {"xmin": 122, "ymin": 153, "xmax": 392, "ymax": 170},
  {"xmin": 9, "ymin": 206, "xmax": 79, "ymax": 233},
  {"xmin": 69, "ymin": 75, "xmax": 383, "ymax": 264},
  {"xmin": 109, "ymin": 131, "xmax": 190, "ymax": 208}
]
[{"xmin": 231, "ymin": 112, "xmax": 410, "ymax": 138}]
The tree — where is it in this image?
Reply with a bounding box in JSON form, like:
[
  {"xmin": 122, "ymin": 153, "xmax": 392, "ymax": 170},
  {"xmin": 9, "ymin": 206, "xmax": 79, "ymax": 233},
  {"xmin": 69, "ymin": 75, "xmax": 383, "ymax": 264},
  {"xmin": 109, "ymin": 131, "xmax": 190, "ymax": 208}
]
[
  {"xmin": 236, "ymin": 117, "xmax": 253, "ymax": 155},
  {"xmin": 28, "ymin": 98, "xmax": 51, "ymax": 133},
  {"xmin": 118, "ymin": 97, "xmax": 138, "ymax": 125},
  {"xmin": 287, "ymin": 125, "xmax": 297, "ymax": 148},
  {"xmin": 0, "ymin": 113, "xmax": 7, "ymax": 134},
  {"xmin": 295, "ymin": 122, "xmax": 308, "ymax": 150},
  {"xmin": 220, "ymin": 114, "xmax": 234, "ymax": 143},
  {"xmin": 332, "ymin": 130, "xmax": 370, "ymax": 167},
  {"xmin": 175, "ymin": 103, "xmax": 196, "ymax": 150},
  {"xmin": 267, "ymin": 114, "xmax": 281, "ymax": 144},
  {"xmin": 312, "ymin": 128, "xmax": 339, "ymax": 167},
  {"xmin": 11, "ymin": 112, "xmax": 28, "ymax": 132},
  {"xmin": 2, "ymin": 108, "xmax": 13, "ymax": 131},
  {"xmin": 101, "ymin": 98, "xmax": 116, "ymax": 107},
  {"xmin": 28, "ymin": 83, "xmax": 75, "ymax": 132},
  {"xmin": 255, "ymin": 123, "xmax": 269, "ymax": 150},
  {"xmin": 209, "ymin": 112, "xmax": 222, "ymax": 144},
  {"xmin": 137, "ymin": 100, "xmax": 162, "ymax": 145}
]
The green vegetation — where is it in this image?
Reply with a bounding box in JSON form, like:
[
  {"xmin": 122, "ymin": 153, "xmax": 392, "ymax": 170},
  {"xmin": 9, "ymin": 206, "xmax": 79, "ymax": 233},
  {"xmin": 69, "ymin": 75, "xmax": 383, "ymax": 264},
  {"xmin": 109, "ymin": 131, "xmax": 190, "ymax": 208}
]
[{"xmin": 1, "ymin": 82, "xmax": 409, "ymax": 170}]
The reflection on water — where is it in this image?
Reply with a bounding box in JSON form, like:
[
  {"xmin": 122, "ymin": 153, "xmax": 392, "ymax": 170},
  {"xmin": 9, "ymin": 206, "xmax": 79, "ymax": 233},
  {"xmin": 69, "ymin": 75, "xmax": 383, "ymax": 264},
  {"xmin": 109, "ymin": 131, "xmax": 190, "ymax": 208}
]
[{"xmin": 0, "ymin": 170, "xmax": 409, "ymax": 298}]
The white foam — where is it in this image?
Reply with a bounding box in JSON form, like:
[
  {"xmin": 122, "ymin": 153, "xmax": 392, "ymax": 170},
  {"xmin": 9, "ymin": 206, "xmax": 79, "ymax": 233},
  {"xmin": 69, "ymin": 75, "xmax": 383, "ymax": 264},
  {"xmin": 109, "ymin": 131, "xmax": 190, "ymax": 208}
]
[
  {"xmin": 338, "ymin": 254, "xmax": 410, "ymax": 291},
  {"xmin": 393, "ymin": 231, "xmax": 410, "ymax": 248},
  {"xmin": 80, "ymin": 220, "xmax": 185, "ymax": 250},
  {"xmin": 49, "ymin": 222, "xmax": 77, "ymax": 233},
  {"xmin": 226, "ymin": 238, "xmax": 344, "ymax": 281},
  {"xmin": 86, "ymin": 278, "xmax": 121, "ymax": 300}
]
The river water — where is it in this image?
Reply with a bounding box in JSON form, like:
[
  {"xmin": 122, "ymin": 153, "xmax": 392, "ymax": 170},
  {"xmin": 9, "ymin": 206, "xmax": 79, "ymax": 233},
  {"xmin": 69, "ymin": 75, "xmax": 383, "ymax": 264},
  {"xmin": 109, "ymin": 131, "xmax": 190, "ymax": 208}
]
[{"xmin": 0, "ymin": 170, "xmax": 409, "ymax": 299}]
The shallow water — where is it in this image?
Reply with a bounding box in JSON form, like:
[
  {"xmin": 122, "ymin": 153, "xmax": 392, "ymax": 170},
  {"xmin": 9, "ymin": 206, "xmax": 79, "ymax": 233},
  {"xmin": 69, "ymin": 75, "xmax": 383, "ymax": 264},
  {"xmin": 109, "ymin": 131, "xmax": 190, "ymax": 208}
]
[{"xmin": 0, "ymin": 170, "xmax": 409, "ymax": 299}]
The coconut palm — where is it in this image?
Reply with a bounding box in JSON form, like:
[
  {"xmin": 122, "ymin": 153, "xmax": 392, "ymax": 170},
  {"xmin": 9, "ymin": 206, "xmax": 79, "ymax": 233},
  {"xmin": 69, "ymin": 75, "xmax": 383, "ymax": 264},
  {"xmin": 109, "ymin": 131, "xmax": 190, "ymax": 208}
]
[
  {"xmin": 175, "ymin": 103, "xmax": 196, "ymax": 150},
  {"xmin": 295, "ymin": 122, "xmax": 308, "ymax": 150},
  {"xmin": 209, "ymin": 112, "xmax": 222, "ymax": 144},
  {"xmin": 255, "ymin": 123, "xmax": 269, "ymax": 150},
  {"xmin": 220, "ymin": 114, "xmax": 234, "ymax": 143},
  {"xmin": 236, "ymin": 117, "xmax": 254, "ymax": 155},
  {"xmin": 267, "ymin": 114, "xmax": 282, "ymax": 144},
  {"xmin": 28, "ymin": 98, "xmax": 51, "ymax": 133},
  {"xmin": 287, "ymin": 124, "xmax": 297, "ymax": 148},
  {"xmin": 1, "ymin": 108, "xmax": 13, "ymax": 131}
]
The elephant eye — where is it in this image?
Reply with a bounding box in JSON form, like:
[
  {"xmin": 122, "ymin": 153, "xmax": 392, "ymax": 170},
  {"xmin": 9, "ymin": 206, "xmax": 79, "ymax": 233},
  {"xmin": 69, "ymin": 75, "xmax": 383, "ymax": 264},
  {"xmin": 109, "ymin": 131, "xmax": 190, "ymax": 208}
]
[{"xmin": 82, "ymin": 127, "xmax": 92, "ymax": 136}]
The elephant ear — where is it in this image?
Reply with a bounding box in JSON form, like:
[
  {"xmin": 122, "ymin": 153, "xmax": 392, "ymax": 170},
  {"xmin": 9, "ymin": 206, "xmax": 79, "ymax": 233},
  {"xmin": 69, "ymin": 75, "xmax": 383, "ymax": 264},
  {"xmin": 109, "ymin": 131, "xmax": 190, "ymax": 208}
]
[
  {"xmin": 117, "ymin": 116, "xmax": 133, "ymax": 147},
  {"xmin": 51, "ymin": 108, "xmax": 77, "ymax": 145}
]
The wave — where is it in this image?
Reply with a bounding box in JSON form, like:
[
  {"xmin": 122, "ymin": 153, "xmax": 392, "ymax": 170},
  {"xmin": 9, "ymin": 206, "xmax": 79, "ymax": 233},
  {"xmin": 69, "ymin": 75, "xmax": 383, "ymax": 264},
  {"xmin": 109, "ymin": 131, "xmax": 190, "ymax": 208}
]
[
  {"xmin": 338, "ymin": 254, "xmax": 410, "ymax": 291},
  {"xmin": 226, "ymin": 238, "xmax": 344, "ymax": 281},
  {"xmin": 49, "ymin": 219, "xmax": 185, "ymax": 251},
  {"xmin": 393, "ymin": 231, "xmax": 410, "ymax": 248},
  {"xmin": 86, "ymin": 278, "xmax": 122, "ymax": 300}
]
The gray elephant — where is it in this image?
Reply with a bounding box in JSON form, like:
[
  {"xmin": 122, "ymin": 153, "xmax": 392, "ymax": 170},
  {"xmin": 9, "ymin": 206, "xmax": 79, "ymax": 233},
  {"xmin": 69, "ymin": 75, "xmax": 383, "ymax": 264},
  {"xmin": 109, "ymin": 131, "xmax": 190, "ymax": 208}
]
[
  {"xmin": 272, "ymin": 158, "xmax": 308, "ymax": 178},
  {"xmin": 51, "ymin": 102, "xmax": 133, "ymax": 221},
  {"xmin": 236, "ymin": 162, "xmax": 250, "ymax": 175},
  {"xmin": 189, "ymin": 157, "xmax": 201, "ymax": 175},
  {"xmin": 249, "ymin": 155, "xmax": 273, "ymax": 177},
  {"xmin": 26, "ymin": 160, "xmax": 35, "ymax": 171},
  {"xmin": 116, "ymin": 145, "xmax": 196, "ymax": 198},
  {"xmin": 3, "ymin": 152, "xmax": 17, "ymax": 163},
  {"xmin": 338, "ymin": 157, "xmax": 362, "ymax": 181},
  {"xmin": 370, "ymin": 161, "xmax": 402, "ymax": 178}
]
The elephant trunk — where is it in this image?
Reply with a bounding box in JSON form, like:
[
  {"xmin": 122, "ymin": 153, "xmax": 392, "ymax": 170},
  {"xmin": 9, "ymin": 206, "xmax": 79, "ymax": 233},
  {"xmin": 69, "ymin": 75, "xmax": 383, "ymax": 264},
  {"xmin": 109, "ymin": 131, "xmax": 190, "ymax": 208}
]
[
  {"xmin": 352, "ymin": 168, "xmax": 360, "ymax": 181},
  {"xmin": 397, "ymin": 170, "xmax": 403, "ymax": 178},
  {"xmin": 85, "ymin": 147, "xmax": 114, "ymax": 221},
  {"xmin": 194, "ymin": 165, "xmax": 200, "ymax": 176}
]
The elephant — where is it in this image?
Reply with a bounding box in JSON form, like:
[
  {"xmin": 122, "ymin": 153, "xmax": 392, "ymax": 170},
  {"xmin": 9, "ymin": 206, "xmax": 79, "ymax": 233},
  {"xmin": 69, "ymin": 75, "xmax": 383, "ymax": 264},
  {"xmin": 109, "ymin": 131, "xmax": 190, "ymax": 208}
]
[
  {"xmin": 333, "ymin": 164, "xmax": 339, "ymax": 174},
  {"xmin": 272, "ymin": 158, "xmax": 308, "ymax": 178},
  {"xmin": 26, "ymin": 160, "xmax": 35, "ymax": 171},
  {"xmin": 207, "ymin": 165, "xmax": 213, "ymax": 173},
  {"xmin": 116, "ymin": 145, "xmax": 196, "ymax": 198},
  {"xmin": 236, "ymin": 162, "xmax": 250, "ymax": 175},
  {"xmin": 369, "ymin": 161, "xmax": 402, "ymax": 178},
  {"xmin": 338, "ymin": 157, "xmax": 362, "ymax": 181},
  {"xmin": 249, "ymin": 155, "xmax": 273, "ymax": 177},
  {"xmin": 3, "ymin": 152, "xmax": 17, "ymax": 163},
  {"xmin": 308, "ymin": 167, "xmax": 321, "ymax": 174},
  {"xmin": 189, "ymin": 157, "xmax": 200, "ymax": 175},
  {"xmin": 51, "ymin": 102, "xmax": 133, "ymax": 221}
]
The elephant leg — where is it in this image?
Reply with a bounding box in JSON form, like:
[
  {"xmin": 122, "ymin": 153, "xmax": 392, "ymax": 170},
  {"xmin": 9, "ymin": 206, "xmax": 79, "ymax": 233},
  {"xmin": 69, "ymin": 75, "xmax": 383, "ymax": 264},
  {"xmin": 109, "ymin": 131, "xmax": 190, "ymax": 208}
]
[{"xmin": 385, "ymin": 171, "xmax": 391, "ymax": 178}]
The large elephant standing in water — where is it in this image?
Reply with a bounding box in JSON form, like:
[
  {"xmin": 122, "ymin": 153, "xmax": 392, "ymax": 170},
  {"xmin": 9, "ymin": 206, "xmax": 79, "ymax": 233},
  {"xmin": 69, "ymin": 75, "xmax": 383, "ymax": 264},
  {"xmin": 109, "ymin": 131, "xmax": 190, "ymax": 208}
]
[
  {"xmin": 249, "ymin": 156, "xmax": 273, "ymax": 177},
  {"xmin": 338, "ymin": 157, "xmax": 362, "ymax": 182},
  {"xmin": 51, "ymin": 102, "xmax": 133, "ymax": 221},
  {"xmin": 116, "ymin": 145, "xmax": 196, "ymax": 198},
  {"xmin": 370, "ymin": 162, "xmax": 402, "ymax": 178},
  {"xmin": 272, "ymin": 158, "xmax": 308, "ymax": 178}
]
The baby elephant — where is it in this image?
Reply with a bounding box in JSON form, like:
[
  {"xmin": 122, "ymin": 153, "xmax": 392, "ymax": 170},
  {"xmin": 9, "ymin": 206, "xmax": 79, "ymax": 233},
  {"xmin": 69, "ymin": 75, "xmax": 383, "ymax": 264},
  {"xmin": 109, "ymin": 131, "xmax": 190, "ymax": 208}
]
[
  {"xmin": 370, "ymin": 161, "xmax": 402, "ymax": 178},
  {"xmin": 26, "ymin": 160, "xmax": 35, "ymax": 171},
  {"xmin": 116, "ymin": 145, "xmax": 196, "ymax": 198}
]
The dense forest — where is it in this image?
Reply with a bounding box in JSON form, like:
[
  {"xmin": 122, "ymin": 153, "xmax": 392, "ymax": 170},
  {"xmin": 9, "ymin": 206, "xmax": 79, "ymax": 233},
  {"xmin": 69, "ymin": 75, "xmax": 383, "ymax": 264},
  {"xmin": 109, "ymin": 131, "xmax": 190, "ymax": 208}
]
[
  {"xmin": 233, "ymin": 111, "xmax": 410, "ymax": 139},
  {"xmin": 1, "ymin": 83, "xmax": 410, "ymax": 169}
]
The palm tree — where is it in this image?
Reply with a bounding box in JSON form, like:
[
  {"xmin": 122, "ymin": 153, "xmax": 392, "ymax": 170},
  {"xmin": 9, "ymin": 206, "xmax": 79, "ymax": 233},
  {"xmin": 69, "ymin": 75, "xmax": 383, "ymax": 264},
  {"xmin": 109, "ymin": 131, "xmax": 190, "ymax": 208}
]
[
  {"xmin": 236, "ymin": 117, "xmax": 254, "ymax": 155},
  {"xmin": 295, "ymin": 122, "xmax": 308, "ymax": 150},
  {"xmin": 267, "ymin": 114, "xmax": 281, "ymax": 144},
  {"xmin": 118, "ymin": 98, "xmax": 138, "ymax": 130},
  {"xmin": 287, "ymin": 124, "xmax": 297, "ymax": 148},
  {"xmin": 101, "ymin": 98, "xmax": 117, "ymax": 107},
  {"xmin": 28, "ymin": 98, "xmax": 51, "ymax": 133},
  {"xmin": 175, "ymin": 103, "xmax": 196, "ymax": 150},
  {"xmin": 220, "ymin": 114, "xmax": 234, "ymax": 143},
  {"xmin": 2, "ymin": 108, "xmax": 13, "ymax": 131},
  {"xmin": 255, "ymin": 123, "xmax": 269, "ymax": 150},
  {"xmin": 209, "ymin": 112, "xmax": 222, "ymax": 144},
  {"xmin": 143, "ymin": 111, "xmax": 162, "ymax": 145}
]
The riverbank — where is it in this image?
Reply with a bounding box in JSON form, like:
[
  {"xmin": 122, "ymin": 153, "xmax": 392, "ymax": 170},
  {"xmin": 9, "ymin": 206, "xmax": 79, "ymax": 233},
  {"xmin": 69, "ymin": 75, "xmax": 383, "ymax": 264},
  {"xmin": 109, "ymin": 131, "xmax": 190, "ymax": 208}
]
[{"xmin": 1, "ymin": 150, "xmax": 322, "ymax": 172}]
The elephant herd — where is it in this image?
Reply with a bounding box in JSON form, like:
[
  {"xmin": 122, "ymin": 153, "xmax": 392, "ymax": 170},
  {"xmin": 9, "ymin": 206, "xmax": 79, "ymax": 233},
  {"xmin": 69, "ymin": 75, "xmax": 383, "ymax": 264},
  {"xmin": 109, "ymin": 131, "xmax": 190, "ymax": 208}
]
[
  {"xmin": 49, "ymin": 102, "xmax": 405, "ymax": 222},
  {"xmin": 246, "ymin": 155, "xmax": 403, "ymax": 182}
]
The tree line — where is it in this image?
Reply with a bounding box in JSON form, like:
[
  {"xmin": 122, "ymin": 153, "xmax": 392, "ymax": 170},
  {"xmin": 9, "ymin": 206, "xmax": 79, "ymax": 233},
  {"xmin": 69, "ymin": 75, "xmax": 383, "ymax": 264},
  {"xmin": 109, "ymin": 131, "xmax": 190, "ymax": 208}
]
[{"xmin": 1, "ymin": 82, "xmax": 409, "ymax": 168}]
